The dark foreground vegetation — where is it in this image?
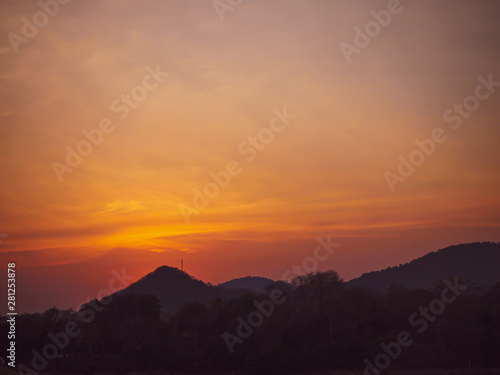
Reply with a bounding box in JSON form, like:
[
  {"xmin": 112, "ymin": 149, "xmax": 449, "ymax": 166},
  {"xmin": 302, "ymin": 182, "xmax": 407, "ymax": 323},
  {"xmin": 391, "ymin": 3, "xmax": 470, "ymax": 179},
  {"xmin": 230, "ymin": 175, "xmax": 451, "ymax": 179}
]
[{"xmin": 2, "ymin": 271, "xmax": 500, "ymax": 374}]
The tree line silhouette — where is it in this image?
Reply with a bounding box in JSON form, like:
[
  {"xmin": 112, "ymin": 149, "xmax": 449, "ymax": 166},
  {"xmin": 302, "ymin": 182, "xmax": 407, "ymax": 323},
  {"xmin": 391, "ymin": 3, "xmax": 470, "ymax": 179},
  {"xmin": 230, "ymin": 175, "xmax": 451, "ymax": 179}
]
[{"xmin": 2, "ymin": 270, "xmax": 499, "ymax": 374}]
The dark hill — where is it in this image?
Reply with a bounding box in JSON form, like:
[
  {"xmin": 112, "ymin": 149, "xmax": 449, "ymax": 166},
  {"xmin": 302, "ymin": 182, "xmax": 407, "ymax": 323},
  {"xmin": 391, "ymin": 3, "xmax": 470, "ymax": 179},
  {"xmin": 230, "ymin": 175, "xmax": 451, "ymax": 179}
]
[
  {"xmin": 218, "ymin": 276, "xmax": 275, "ymax": 293},
  {"xmin": 348, "ymin": 242, "xmax": 500, "ymax": 292},
  {"xmin": 120, "ymin": 266, "xmax": 255, "ymax": 315}
]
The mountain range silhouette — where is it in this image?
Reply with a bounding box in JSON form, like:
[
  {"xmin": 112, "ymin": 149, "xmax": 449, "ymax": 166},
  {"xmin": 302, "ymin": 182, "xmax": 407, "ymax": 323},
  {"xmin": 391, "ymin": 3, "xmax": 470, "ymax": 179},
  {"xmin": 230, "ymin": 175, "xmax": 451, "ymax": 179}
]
[{"xmin": 120, "ymin": 242, "xmax": 500, "ymax": 315}]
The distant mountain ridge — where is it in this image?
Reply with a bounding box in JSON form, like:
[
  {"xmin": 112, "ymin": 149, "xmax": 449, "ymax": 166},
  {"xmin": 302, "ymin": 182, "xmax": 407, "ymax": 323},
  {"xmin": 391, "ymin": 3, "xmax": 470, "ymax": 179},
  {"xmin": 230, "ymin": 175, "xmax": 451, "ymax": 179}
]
[
  {"xmin": 119, "ymin": 242, "xmax": 500, "ymax": 315},
  {"xmin": 218, "ymin": 276, "xmax": 275, "ymax": 294},
  {"xmin": 348, "ymin": 242, "xmax": 500, "ymax": 291}
]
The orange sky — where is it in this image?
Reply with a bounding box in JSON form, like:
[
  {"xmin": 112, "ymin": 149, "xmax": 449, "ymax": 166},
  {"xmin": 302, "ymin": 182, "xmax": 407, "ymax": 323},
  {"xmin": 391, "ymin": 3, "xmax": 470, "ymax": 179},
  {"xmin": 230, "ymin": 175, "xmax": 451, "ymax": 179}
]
[{"xmin": 1, "ymin": 0, "xmax": 499, "ymax": 313}]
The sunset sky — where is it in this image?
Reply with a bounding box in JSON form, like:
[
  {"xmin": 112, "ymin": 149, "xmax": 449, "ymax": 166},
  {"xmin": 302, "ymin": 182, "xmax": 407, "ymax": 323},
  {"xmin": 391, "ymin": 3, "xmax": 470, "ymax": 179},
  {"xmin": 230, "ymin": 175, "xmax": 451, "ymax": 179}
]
[{"xmin": 1, "ymin": 0, "xmax": 499, "ymax": 313}]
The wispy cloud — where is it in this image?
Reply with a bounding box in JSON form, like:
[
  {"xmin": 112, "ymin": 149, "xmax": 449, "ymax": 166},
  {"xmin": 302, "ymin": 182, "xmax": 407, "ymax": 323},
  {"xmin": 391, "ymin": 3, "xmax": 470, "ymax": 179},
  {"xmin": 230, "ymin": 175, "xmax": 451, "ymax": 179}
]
[
  {"xmin": 0, "ymin": 233, "xmax": 8, "ymax": 243},
  {"xmin": 99, "ymin": 200, "xmax": 145, "ymax": 215}
]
